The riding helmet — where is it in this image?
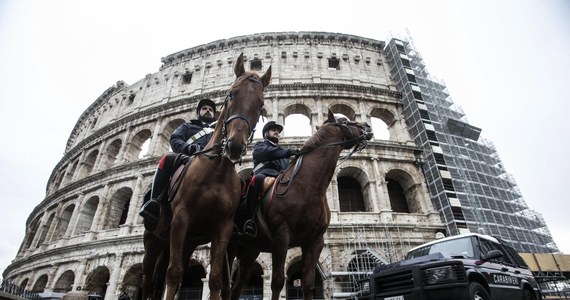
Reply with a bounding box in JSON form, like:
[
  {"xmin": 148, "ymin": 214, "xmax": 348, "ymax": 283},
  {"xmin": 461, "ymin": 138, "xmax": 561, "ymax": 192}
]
[
  {"xmin": 196, "ymin": 98, "xmax": 216, "ymax": 115},
  {"xmin": 262, "ymin": 121, "xmax": 283, "ymax": 136}
]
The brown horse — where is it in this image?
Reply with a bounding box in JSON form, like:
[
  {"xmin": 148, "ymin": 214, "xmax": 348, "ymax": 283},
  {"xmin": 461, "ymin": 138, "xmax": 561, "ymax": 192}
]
[
  {"xmin": 226, "ymin": 109, "xmax": 373, "ymax": 300},
  {"xmin": 141, "ymin": 53, "xmax": 271, "ymax": 300}
]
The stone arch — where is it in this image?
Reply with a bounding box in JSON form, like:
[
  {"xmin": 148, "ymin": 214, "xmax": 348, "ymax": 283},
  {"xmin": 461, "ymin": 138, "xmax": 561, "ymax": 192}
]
[
  {"xmin": 74, "ymin": 196, "xmax": 99, "ymax": 235},
  {"xmin": 31, "ymin": 274, "xmax": 48, "ymax": 293},
  {"xmin": 100, "ymin": 139, "xmax": 122, "ymax": 170},
  {"xmin": 158, "ymin": 119, "xmax": 185, "ymax": 153},
  {"xmin": 84, "ymin": 266, "xmax": 110, "ymax": 297},
  {"xmin": 283, "ymin": 103, "xmax": 312, "ymax": 137},
  {"xmin": 385, "ymin": 169, "xmax": 422, "ymax": 213},
  {"xmin": 124, "ymin": 129, "xmax": 153, "ymax": 161},
  {"xmin": 329, "ymin": 103, "xmax": 356, "ymax": 121},
  {"xmin": 51, "ymin": 204, "xmax": 75, "ymax": 242},
  {"xmin": 36, "ymin": 212, "xmax": 55, "ymax": 246},
  {"xmin": 53, "ymin": 270, "xmax": 75, "ymax": 293},
  {"xmin": 23, "ymin": 213, "xmax": 43, "ymax": 250},
  {"xmin": 20, "ymin": 278, "xmax": 29, "ymax": 290},
  {"xmin": 63, "ymin": 159, "xmax": 79, "ymax": 186},
  {"xmin": 52, "ymin": 170, "xmax": 65, "ymax": 192},
  {"xmin": 337, "ymin": 167, "xmax": 371, "ymax": 212},
  {"xmin": 78, "ymin": 149, "xmax": 99, "ymax": 179},
  {"xmin": 179, "ymin": 260, "xmax": 206, "ymax": 299},
  {"xmin": 286, "ymin": 258, "xmax": 324, "ymax": 299},
  {"xmin": 121, "ymin": 263, "xmax": 143, "ymax": 298},
  {"xmin": 103, "ymin": 187, "xmax": 133, "ymax": 229},
  {"xmin": 370, "ymin": 107, "xmax": 402, "ymax": 142}
]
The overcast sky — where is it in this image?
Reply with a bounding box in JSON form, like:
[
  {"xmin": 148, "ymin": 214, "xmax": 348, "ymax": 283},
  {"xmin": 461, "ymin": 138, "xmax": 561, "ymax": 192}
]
[{"xmin": 1, "ymin": 0, "xmax": 569, "ymax": 276}]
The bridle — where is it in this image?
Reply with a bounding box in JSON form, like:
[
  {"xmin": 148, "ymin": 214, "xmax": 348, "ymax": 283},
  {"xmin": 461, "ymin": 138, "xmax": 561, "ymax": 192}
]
[
  {"xmin": 221, "ymin": 75, "xmax": 265, "ymax": 146},
  {"xmin": 195, "ymin": 74, "xmax": 265, "ymax": 161},
  {"xmin": 275, "ymin": 118, "xmax": 370, "ymax": 195}
]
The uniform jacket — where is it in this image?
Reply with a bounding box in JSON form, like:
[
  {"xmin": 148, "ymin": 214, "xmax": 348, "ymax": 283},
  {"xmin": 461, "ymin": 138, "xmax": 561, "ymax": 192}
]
[
  {"xmin": 252, "ymin": 139, "xmax": 290, "ymax": 177},
  {"xmin": 169, "ymin": 119, "xmax": 214, "ymax": 153}
]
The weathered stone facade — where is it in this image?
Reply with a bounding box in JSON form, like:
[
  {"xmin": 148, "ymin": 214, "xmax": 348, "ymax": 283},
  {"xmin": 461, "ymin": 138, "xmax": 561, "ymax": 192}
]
[{"xmin": 4, "ymin": 32, "xmax": 445, "ymax": 299}]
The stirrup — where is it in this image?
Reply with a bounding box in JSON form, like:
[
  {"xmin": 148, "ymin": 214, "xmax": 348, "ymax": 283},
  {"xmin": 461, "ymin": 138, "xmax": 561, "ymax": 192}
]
[{"xmin": 243, "ymin": 219, "xmax": 257, "ymax": 238}]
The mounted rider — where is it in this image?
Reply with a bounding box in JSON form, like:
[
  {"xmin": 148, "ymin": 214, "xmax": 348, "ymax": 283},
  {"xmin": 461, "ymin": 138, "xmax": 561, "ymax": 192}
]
[
  {"xmin": 242, "ymin": 121, "xmax": 299, "ymax": 237},
  {"xmin": 139, "ymin": 98, "xmax": 217, "ymax": 231}
]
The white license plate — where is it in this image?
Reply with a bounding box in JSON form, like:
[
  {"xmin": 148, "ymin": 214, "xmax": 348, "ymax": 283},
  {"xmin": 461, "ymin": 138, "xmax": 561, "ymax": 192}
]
[{"xmin": 384, "ymin": 296, "xmax": 404, "ymax": 300}]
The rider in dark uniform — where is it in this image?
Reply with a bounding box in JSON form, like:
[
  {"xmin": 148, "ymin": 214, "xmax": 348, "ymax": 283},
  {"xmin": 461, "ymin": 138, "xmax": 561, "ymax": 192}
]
[
  {"xmin": 139, "ymin": 99, "xmax": 216, "ymax": 231},
  {"xmin": 242, "ymin": 121, "xmax": 299, "ymax": 236}
]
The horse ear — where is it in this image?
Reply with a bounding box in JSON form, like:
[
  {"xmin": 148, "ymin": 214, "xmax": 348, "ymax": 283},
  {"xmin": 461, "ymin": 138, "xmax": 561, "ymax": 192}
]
[
  {"xmin": 234, "ymin": 53, "xmax": 245, "ymax": 77},
  {"xmin": 260, "ymin": 66, "xmax": 272, "ymax": 87},
  {"xmin": 327, "ymin": 109, "xmax": 335, "ymax": 122}
]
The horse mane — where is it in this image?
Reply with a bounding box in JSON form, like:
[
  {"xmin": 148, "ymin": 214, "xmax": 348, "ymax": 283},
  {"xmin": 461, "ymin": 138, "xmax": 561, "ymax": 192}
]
[{"xmin": 299, "ymin": 123, "xmax": 336, "ymax": 153}]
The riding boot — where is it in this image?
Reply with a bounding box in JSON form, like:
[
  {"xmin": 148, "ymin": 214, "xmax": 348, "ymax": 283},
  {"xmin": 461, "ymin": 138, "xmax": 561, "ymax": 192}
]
[
  {"xmin": 139, "ymin": 167, "xmax": 168, "ymax": 231},
  {"xmin": 243, "ymin": 175, "xmax": 264, "ymax": 237}
]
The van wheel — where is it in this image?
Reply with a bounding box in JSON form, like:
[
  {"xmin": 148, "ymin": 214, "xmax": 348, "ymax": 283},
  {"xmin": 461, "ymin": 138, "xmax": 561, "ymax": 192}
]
[
  {"xmin": 469, "ymin": 282, "xmax": 490, "ymax": 300},
  {"xmin": 523, "ymin": 289, "xmax": 537, "ymax": 300}
]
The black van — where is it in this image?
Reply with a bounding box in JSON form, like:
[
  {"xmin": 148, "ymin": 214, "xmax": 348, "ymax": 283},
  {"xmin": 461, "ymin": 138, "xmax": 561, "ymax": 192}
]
[{"xmin": 358, "ymin": 233, "xmax": 541, "ymax": 300}]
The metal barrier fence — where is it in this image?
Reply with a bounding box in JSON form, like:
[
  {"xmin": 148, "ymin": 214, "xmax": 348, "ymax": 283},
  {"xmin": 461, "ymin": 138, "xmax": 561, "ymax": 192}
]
[{"xmin": 0, "ymin": 279, "xmax": 40, "ymax": 300}]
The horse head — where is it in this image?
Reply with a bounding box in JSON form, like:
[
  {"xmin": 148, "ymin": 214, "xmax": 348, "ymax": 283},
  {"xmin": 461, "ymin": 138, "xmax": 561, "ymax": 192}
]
[
  {"xmin": 221, "ymin": 53, "xmax": 271, "ymax": 162},
  {"xmin": 320, "ymin": 109, "xmax": 373, "ymax": 150}
]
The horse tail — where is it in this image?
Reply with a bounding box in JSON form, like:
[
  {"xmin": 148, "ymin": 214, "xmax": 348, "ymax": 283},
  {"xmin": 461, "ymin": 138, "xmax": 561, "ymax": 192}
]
[{"xmin": 152, "ymin": 245, "xmax": 170, "ymax": 300}]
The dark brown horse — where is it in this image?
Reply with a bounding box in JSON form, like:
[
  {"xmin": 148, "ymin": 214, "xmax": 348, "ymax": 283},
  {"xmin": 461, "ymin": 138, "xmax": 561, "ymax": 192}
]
[
  {"xmin": 226, "ymin": 109, "xmax": 373, "ymax": 300},
  {"xmin": 141, "ymin": 53, "xmax": 271, "ymax": 300}
]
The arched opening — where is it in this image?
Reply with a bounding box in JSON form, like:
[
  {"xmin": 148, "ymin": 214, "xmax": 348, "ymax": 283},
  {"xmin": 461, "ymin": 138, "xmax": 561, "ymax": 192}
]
[
  {"xmin": 138, "ymin": 139, "xmax": 151, "ymax": 159},
  {"xmin": 124, "ymin": 129, "xmax": 152, "ymax": 162},
  {"xmin": 121, "ymin": 264, "xmax": 144, "ymax": 300},
  {"xmin": 103, "ymin": 187, "xmax": 133, "ymax": 229},
  {"xmin": 178, "ymin": 260, "xmax": 205, "ymax": 299},
  {"xmin": 84, "ymin": 266, "xmax": 110, "ymax": 298},
  {"xmin": 387, "ymin": 179, "xmax": 409, "ymax": 213},
  {"xmin": 286, "ymin": 260, "xmax": 324, "ymax": 299},
  {"xmin": 78, "ymin": 150, "xmax": 99, "ymax": 179},
  {"xmin": 36, "ymin": 213, "xmax": 55, "ymax": 246},
  {"xmin": 385, "ymin": 169, "xmax": 422, "ymax": 213},
  {"xmin": 53, "ymin": 270, "xmax": 75, "ymax": 293},
  {"xmin": 52, "ymin": 204, "xmax": 75, "ymax": 242},
  {"xmin": 370, "ymin": 117, "xmax": 390, "ymax": 140},
  {"xmin": 337, "ymin": 176, "xmax": 365, "ymax": 212},
  {"xmin": 23, "ymin": 214, "xmax": 43, "ymax": 250},
  {"xmin": 62, "ymin": 160, "xmax": 79, "ymax": 187},
  {"xmin": 284, "ymin": 114, "xmax": 311, "ymax": 137},
  {"xmin": 31, "ymin": 274, "xmax": 48, "ymax": 293},
  {"xmin": 329, "ymin": 103, "xmax": 356, "ymax": 121},
  {"xmin": 74, "ymin": 196, "xmax": 99, "ymax": 235},
  {"xmin": 370, "ymin": 108, "xmax": 397, "ymax": 141},
  {"xmin": 101, "ymin": 139, "xmax": 122, "ymax": 170},
  {"xmin": 20, "ymin": 278, "xmax": 29, "ymax": 290},
  {"xmin": 162, "ymin": 119, "xmax": 185, "ymax": 153}
]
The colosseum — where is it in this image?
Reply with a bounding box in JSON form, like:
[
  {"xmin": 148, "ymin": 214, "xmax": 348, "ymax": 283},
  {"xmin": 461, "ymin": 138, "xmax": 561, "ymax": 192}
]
[{"xmin": 3, "ymin": 32, "xmax": 447, "ymax": 299}]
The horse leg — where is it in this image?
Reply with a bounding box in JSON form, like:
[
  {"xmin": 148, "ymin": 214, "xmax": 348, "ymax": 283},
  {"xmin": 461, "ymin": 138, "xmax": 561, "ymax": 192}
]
[
  {"xmin": 163, "ymin": 212, "xmax": 190, "ymax": 300},
  {"xmin": 301, "ymin": 236, "xmax": 325, "ymax": 300},
  {"xmin": 270, "ymin": 234, "xmax": 290, "ymax": 300},
  {"xmin": 141, "ymin": 231, "xmax": 164, "ymax": 300},
  {"xmin": 208, "ymin": 221, "xmax": 234, "ymax": 300},
  {"xmin": 230, "ymin": 249, "xmax": 261, "ymax": 300}
]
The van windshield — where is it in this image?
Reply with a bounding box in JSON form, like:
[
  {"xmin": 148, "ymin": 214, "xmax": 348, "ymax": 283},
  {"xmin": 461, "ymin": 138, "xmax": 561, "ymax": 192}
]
[{"xmin": 406, "ymin": 236, "xmax": 475, "ymax": 260}]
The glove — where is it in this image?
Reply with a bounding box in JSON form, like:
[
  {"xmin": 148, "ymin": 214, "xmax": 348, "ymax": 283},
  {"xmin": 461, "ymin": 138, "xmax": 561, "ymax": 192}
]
[
  {"xmin": 185, "ymin": 144, "xmax": 201, "ymax": 155},
  {"xmin": 287, "ymin": 149, "xmax": 301, "ymax": 158}
]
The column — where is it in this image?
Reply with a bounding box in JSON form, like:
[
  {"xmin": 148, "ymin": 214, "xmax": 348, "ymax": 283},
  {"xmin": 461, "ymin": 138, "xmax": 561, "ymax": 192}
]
[
  {"xmin": 147, "ymin": 118, "xmax": 165, "ymax": 156},
  {"xmin": 105, "ymin": 254, "xmax": 124, "ymax": 300},
  {"xmin": 116, "ymin": 127, "xmax": 133, "ymax": 164},
  {"xmin": 92, "ymin": 185, "xmax": 110, "ymax": 232},
  {"xmin": 262, "ymin": 274, "xmax": 271, "ymax": 299},
  {"xmin": 72, "ymin": 261, "xmax": 87, "ymax": 292},
  {"xmin": 67, "ymin": 193, "xmax": 85, "ymax": 237},
  {"xmin": 201, "ymin": 278, "xmax": 209, "ymax": 300},
  {"xmin": 124, "ymin": 175, "xmax": 144, "ymax": 229}
]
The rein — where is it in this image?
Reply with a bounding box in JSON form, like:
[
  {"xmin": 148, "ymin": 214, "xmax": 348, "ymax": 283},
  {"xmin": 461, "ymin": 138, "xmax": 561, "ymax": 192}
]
[
  {"xmin": 191, "ymin": 75, "xmax": 265, "ymax": 161},
  {"xmin": 274, "ymin": 121, "xmax": 369, "ymax": 195}
]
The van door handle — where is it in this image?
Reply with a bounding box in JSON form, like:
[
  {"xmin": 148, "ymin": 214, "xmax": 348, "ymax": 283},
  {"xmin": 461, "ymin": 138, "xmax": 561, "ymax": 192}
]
[{"xmin": 501, "ymin": 267, "xmax": 509, "ymax": 272}]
